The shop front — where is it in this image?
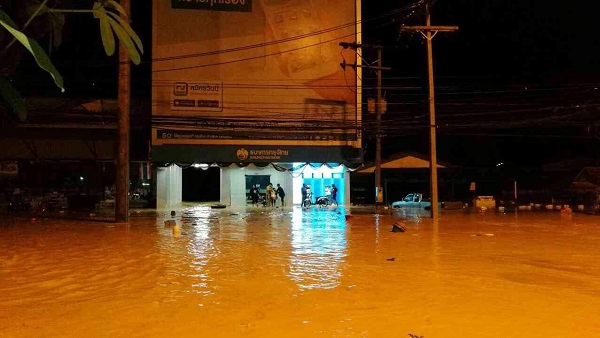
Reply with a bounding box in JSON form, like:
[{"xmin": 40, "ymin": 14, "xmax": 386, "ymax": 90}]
[
  {"xmin": 152, "ymin": 145, "xmax": 359, "ymax": 208},
  {"xmin": 151, "ymin": 0, "xmax": 362, "ymax": 208}
]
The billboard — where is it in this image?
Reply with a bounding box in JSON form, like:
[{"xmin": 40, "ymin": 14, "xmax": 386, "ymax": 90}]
[{"xmin": 152, "ymin": 0, "xmax": 362, "ymax": 162}]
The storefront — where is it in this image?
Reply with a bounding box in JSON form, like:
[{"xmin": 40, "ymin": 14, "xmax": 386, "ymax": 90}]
[
  {"xmin": 155, "ymin": 162, "xmax": 351, "ymax": 208},
  {"xmin": 153, "ymin": 144, "xmax": 359, "ymax": 207},
  {"xmin": 152, "ymin": 0, "xmax": 362, "ymax": 208}
]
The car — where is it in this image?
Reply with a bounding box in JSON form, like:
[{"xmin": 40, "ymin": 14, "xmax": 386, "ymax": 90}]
[
  {"xmin": 391, "ymin": 193, "xmax": 464, "ymax": 210},
  {"xmin": 392, "ymin": 193, "xmax": 439, "ymax": 209}
]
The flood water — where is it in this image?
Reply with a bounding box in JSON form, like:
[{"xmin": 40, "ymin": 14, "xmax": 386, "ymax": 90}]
[{"xmin": 1, "ymin": 207, "xmax": 599, "ymax": 337}]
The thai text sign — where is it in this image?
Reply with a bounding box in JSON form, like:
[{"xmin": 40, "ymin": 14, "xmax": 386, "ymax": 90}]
[
  {"xmin": 171, "ymin": 82, "xmax": 223, "ymax": 112},
  {"xmin": 171, "ymin": 0, "xmax": 252, "ymax": 12}
]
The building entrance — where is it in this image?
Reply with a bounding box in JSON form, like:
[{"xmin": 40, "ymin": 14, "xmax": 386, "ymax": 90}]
[
  {"xmin": 245, "ymin": 174, "xmax": 270, "ymax": 205},
  {"xmin": 291, "ymin": 164, "xmax": 347, "ymax": 206}
]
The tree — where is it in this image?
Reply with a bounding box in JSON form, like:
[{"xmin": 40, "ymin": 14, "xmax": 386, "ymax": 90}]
[{"xmin": 0, "ymin": 0, "xmax": 143, "ymax": 121}]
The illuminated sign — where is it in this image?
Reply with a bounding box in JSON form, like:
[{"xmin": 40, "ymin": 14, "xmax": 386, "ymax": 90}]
[
  {"xmin": 153, "ymin": 0, "xmax": 361, "ymax": 157},
  {"xmin": 171, "ymin": 0, "xmax": 253, "ymax": 12},
  {"xmin": 171, "ymin": 82, "xmax": 223, "ymax": 112}
]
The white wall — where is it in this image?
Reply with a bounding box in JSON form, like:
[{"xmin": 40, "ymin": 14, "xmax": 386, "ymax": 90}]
[
  {"xmin": 157, "ymin": 164, "xmax": 182, "ymax": 209},
  {"xmin": 344, "ymin": 170, "xmax": 351, "ymax": 206},
  {"xmin": 220, "ymin": 166, "xmax": 232, "ymax": 206}
]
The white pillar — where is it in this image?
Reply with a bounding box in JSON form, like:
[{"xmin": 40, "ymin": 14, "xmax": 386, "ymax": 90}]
[
  {"xmin": 344, "ymin": 168, "xmax": 351, "ymax": 206},
  {"xmin": 220, "ymin": 166, "xmax": 232, "ymax": 206},
  {"xmin": 157, "ymin": 164, "xmax": 182, "ymax": 209}
]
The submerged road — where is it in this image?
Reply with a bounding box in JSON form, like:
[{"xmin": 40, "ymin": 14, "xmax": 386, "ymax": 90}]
[{"xmin": 1, "ymin": 206, "xmax": 599, "ymax": 337}]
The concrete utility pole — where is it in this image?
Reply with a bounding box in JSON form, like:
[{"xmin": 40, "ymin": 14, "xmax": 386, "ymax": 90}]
[
  {"xmin": 401, "ymin": 4, "xmax": 458, "ymax": 220},
  {"xmin": 339, "ymin": 42, "xmax": 391, "ymax": 209},
  {"xmin": 116, "ymin": 0, "xmax": 131, "ymax": 223},
  {"xmin": 375, "ymin": 48, "xmax": 383, "ymax": 210}
]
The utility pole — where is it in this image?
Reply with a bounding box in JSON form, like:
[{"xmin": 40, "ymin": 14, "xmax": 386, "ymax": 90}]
[
  {"xmin": 401, "ymin": 4, "xmax": 458, "ymax": 219},
  {"xmin": 339, "ymin": 42, "xmax": 391, "ymax": 210},
  {"xmin": 375, "ymin": 47, "xmax": 383, "ymax": 210},
  {"xmin": 116, "ymin": 0, "xmax": 131, "ymax": 223}
]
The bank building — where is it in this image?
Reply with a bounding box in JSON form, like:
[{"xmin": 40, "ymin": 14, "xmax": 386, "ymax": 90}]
[{"xmin": 151, "ymin": 0, "xmax": 363, "ymax": 208}]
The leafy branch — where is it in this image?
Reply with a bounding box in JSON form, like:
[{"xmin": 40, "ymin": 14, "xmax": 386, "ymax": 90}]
[{"xmin": 0, "ymin": 0, "xmax": 143, "ymax": 121}]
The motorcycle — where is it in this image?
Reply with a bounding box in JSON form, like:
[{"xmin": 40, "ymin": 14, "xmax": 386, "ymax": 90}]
[{"xmin": 315, "ymin": 196, "xmax": 331, "ymax": 207}]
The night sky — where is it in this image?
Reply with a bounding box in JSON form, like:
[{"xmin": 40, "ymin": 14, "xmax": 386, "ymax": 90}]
[
  {"xmin": 362, "ymin": 0, "xmax": 600, "ymax": 167},
  {"xmin": 12, "ymin": 0, "xmax": 600, "ymax": 167}
]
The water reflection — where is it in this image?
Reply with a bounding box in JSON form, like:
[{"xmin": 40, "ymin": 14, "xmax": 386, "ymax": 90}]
[
  {"xmin": 156, "ymin": 205, "xmax": 219, "ymax": 299},
  {"xmin": 392, "ymin": 207, "xmax": 431, "ymax": 220},
  {"xmin": 186, "ymin": 208, "xmax": 217, "ymax": 295},
  {"xmin": 289, "ymin": 207, "xmax": 347, "ymax": 290},
  {"xmin": 3, "ymin": 211, "xmax": 600, "ymax": 337}
]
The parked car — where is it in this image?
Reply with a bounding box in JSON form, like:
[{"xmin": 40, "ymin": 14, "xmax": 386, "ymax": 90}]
[
  {"xmin": 392, "ymin": 193, "xmax": 440, "ymax": 210},
  {"xmin": 391, "ymin": 193, "xmax": 464, "ymax": 210}
]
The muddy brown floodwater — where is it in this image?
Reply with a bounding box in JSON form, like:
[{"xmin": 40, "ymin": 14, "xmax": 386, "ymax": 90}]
[{"xmin": 1, "ymin": 206, "xmax": 599, "ymax": 337}]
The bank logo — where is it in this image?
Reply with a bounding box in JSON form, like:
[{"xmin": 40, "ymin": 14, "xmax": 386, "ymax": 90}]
[
  {"xmin": 236, "ymin": 148, "xmax": 249, "ymax": 161},
  {"xmin": 173, "ymin": 82, "xmax": 188, "ymax": 96},
  {"xmin": 171, "ymin": 0, "xmax": 253, "ymax": 12}
]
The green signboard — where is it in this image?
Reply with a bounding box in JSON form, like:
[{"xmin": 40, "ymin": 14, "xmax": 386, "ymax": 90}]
[
  {"xmin": 171, "ymin": 0, "xmax": 253, "ymax": 12},
  {"xmin": 156, "ymin": 128, "xmax": 357, "ymax": 142},
  {"xmin": 152, "ymin": 144, "xmax": 363, "ymax": 165}
]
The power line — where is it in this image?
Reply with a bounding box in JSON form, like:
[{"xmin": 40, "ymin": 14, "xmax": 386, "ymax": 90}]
[
  {"xmin": 152, "ymin": 1, "xmax": 425, "ymax": 63},
  {"xmin": 151, "ymin": 2, "xmax": 427, "ymax": 73}
]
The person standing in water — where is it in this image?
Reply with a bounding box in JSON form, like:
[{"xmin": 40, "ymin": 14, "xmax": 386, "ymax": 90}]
[
  {"xmin": 331, "ymin": 184, "xmax": 338, "ymax": 206},
  {"xmin": 276, "ymin": 184, "xmax": 285, "ymax": 207},
  {"xmin": 250, "ymin": 185, "xmax": 259, "ymax": 207},
  {"xmin": 266, "ymin": 183, "xmax": 276, "ymax": 207}
]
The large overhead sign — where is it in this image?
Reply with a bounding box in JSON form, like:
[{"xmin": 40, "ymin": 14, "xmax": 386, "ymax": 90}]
[
  {"xmin": 152, "ymin": 0, "xmax": 362, "ymax": 160},
  {"xmin": 171, "ymin": 0, "xmax": 253, "ymax": 12}
]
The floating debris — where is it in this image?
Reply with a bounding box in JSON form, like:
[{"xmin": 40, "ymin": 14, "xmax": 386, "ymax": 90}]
[
  {"xmin": 391, "ymin": 223, "xmax": 407, "ymax": 233},
  {"xmin": 386, "ymin": 257, "xmax": 396, "ymax": 261}
]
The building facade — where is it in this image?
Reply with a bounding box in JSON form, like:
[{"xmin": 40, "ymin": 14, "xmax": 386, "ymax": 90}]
[{"xmin": 152, "ymin": 0, "xmax": 363, "ymax": 207}]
